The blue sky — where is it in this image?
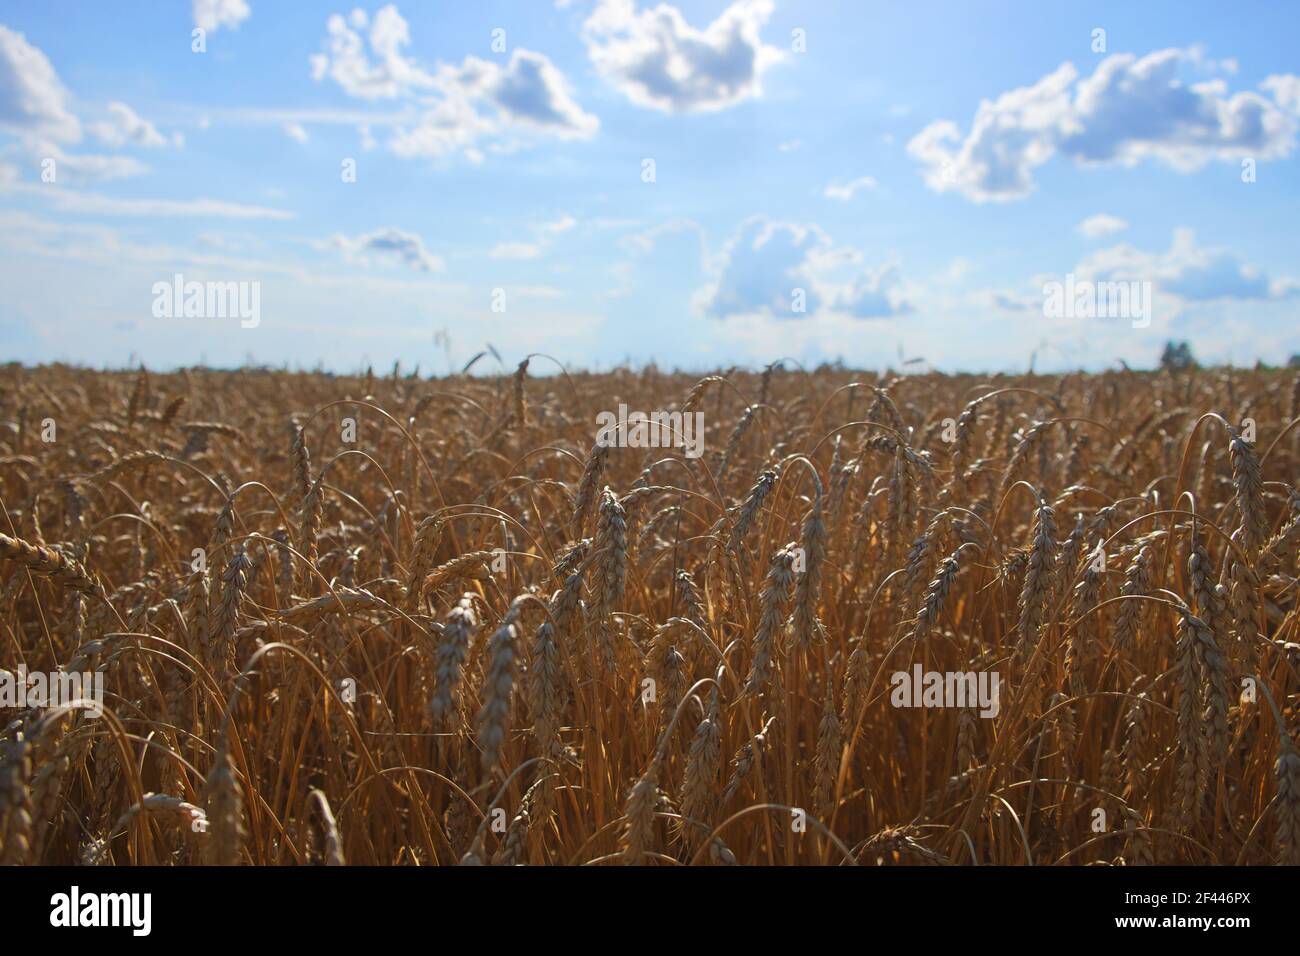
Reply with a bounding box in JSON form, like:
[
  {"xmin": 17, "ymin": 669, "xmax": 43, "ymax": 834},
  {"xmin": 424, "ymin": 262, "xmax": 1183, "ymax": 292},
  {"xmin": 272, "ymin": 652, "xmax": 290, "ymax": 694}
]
[{"xmin": 1, "ymin": 0, "xmax": 1298, "ymax": 373}]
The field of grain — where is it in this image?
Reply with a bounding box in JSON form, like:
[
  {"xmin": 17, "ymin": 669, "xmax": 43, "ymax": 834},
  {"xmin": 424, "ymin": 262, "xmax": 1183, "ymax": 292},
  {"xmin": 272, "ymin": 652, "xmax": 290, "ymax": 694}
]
[{"xmin": 1, "ymin": 361, "xmax": 1297, "ymax": 865}]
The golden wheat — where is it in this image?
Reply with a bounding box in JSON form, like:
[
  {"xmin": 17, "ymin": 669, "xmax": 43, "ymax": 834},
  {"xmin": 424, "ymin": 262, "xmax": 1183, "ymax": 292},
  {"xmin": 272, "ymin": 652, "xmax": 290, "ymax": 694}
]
[{"xmin": 0, "ymin": 362, "xmax": 1296, "ymax": 865}]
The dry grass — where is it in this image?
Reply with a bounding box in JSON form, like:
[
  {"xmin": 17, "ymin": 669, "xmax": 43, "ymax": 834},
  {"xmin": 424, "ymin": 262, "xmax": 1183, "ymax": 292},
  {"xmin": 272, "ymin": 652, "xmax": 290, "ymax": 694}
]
[{"xmin": 1, "ymin": 360, "xmax": 1298, "ymax": 865}]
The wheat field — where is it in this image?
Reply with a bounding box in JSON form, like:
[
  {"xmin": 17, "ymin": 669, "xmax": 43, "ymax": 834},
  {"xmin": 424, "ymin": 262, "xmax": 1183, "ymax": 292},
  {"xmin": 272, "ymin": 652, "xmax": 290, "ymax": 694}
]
[{"xmin": 1, "ymin": 361, "xmax": 1297, "ymax": 866}]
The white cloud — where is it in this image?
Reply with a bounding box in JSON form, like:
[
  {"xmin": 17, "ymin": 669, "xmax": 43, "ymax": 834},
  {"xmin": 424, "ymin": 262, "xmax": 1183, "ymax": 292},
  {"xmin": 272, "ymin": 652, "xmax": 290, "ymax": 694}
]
[
  {"xmin": 836, "ymin": 263, "xmax": 913, "ymax": 318},
  {"xmin": 309, "ymin": 5, "xmax": 432, "ymax": 100},
  {"xmin": 388, "ymin": 91, "xmax": 495, "ymax": 159},
  {"xmin": 581, "ymin": 0, "xmax": 784, "ymax": 112},
  {"xmin": 958, "ymin": 228, "xmax": 1300, "ymax": 370},
  {"xmin": 1262, "ymin": 74, "xmax": 1300, "ymax": 114},
  {"xmin": 0, "ymin": 25, "xmax": 81, "ymax": 142},
  {"xmin": 311, "ymin": 7, "xmax": 596, "ymax": 160},
  {"xmin": 907, "ymin": 62, "xmax": 1077, "ymax": 202},
  {"xmin": 823, "ymin": 175, "xmax": 877, "ymax": 201},
  {"xmin": 1066, "ymin": 51, "xmax": 1291, "ymax": 170},
  {"xmin": 89, "ymin": 102, "xmax": 168, "ymax": 147},
  {"xmin": 696, "ymin": 216, "xmax": 913, "ymax": 321},
  {"xmin": 909, "ymin": 48, "xmax": 1298, "ymax": 202},
  {"xmin": 697, "ymin": 218, "xmax": 827, "ymax": 318},
  {"xmin": 976, "ymin": 227, "xmax": 1299, "ymax": 346},
  {"xmin": 193, "ymin": 0, "xmax": 251, "ymax": 33},
  {"xmin": 284, "ymin": 122, "xmax": 309, "ymax": 143},
  {"xmin": 1076, "ymin": 227, "xmax": 1299, "ymax": 302},
  {"xmin": 390, "ymin": 51, "xmax": 597, "ymax": 158},
  {"xmin": 325, "ymin": 227, "xmax": 443, "ymax": 271},
  {"xmin": 484, "ymin": 51, "xmax": 598, "ymax": 136},
  {"xmin": 1077, "ymin": 213, "xmax": 1129, "ymax": 238},
  {"xmin": 0, "ymin": 31, "xmax": 172, "ymax": 182}
]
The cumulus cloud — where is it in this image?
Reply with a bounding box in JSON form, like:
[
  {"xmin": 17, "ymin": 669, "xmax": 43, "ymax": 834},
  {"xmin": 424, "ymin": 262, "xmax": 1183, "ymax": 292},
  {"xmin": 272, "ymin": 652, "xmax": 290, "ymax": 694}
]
[
  {"xmin": 697, "ymin": 218, "xmax": 827, "ymax": 318},
  {"xmin": 1077, "ymin": 227, "xmax": 1298, "ymax": 302},
  {"xmin": 908, "ymin": 48, "xmax": 1299, "ymax": 202},
  {"xmin": 89, "ymin": 102, "xmax": 168, "ymax": 147},
  {"xmin": 836, "ymin": 264, "xmax": 913, "ymax": 318},
  {"xmin": 982, "ymin": 228, "xmax": 1299, "ymax": 323},
  {"xmin": 439, "ymin": 50, "xmax": 598, "ymax": 138},
  {"xmin": 309, "ymin": 5, "xmax": 432, "ymax": 100},
  {"xmin": 0, "ymin": 25, "xmax": 81, "ymax": 142},
  {"xmin": 311, "ymin": 6, "xmax": 596, "ymax": 159},
  {"xmin": 0, "ymin": 29, "xmax": 167, "ymax": 181},
  {"xmin": 696, "ymin": 216, "xmax": 913, "ymax": 321},
  {"xmin": 907, "ymin": 62, "xmax": 1078, "ymax": 202},
  {"xmin": 389, "ymin": 93, "xmax": 494, "ymax": 160},
  {"xmin": 823, "ymin": 175, "xmax": 877, "ymax": 201},
  {"xmin": 581, "ymin": 0, "xmax": 784, "ymax": 112},
  {"xmin": 1263, "ymin": 74, "xmax": 1300, "ymax": 114},
  {"xmin": 1076, "ymin": 213, "xmax": 1129, "ymax": 238},
  {"xmin": 193, "ymin": 0, "xmax": 251, "ymax": 33},
  {"xmin": 1065, "ymin": 51, "xmax": 1292, "ymax": 170},
  {"xmin": 503, "ymin": 52, "xmax": 599, "ymax": 134},
  {"xmin": 326, "ymin": 227, "xmax": 443, "ymax": 272}
]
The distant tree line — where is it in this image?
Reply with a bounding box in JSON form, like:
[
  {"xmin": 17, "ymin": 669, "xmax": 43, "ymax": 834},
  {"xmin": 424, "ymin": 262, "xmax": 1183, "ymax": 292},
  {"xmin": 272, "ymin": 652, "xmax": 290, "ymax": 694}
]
[{"xmin": 1159, "ymin": 340, "xmax": 1300, "ymax": 372}]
